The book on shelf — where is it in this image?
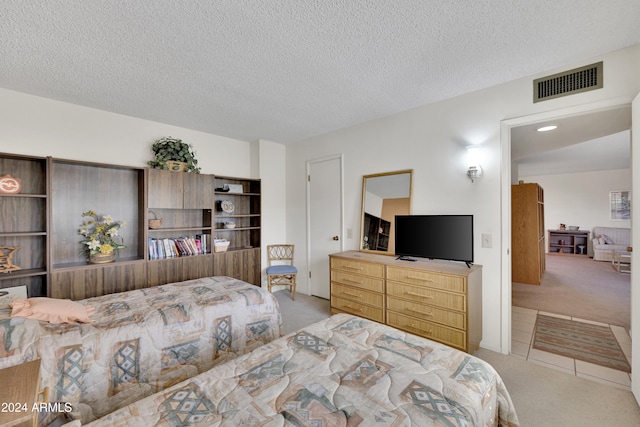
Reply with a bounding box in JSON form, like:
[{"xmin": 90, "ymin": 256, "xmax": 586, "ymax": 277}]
[{"xmin": 148, "ymin": 235, "xmax": 210, "ymax": 259}]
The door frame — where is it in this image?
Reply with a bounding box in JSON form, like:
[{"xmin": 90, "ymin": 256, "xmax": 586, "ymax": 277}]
[
  {"xmin": 306, "ymin": 153, "xmax": 344, "ymax": 296},
  {"xmin": 500, "ymin": 98, "xmax": 634, "ymax": 355}
]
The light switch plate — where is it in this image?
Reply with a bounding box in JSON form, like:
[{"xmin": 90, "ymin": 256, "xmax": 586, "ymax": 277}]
[{"xmin": 482, "ymin": 233, "xmax": 493, "ymax": 248}]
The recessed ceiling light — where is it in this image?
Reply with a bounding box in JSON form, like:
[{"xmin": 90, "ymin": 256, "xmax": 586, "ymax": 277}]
[{"xmin": 537, "ymin": 125, "xmax": 558, "ymax": 132}]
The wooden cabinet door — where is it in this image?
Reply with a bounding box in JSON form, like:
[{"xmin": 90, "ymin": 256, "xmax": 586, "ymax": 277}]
[
  {"xmin": 102, "ymin": 262, "xmax": 148, "ymax": 294},
  {"xmin": 214, "ymin": 248, "xmax": 261, "ymax": 285},
  {"xmin": 184, "ymin": 173, "xmax": 214, "ymax": 209},
  {"xmin": 51, "ymin": 268, "xmax": 103, "ymax": 300},
  {"xmin": 147, "ymin": 258, "xmax": 184, "ymax": 287},
  {"xmin": 182, "ymin": 254, "xmax": 214, "ymax": 281},
  {"xmin": 148, "ymin": 169, "xmax": 183, "ymax": 208}
]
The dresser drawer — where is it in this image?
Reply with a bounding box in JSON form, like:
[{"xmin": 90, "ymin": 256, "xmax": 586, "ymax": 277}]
[
  {"xmin": 331, "ymin": 282, "xmax": 384, "ymax": 307},
  {"xmin": 331, "ymin": 295, "xmax": 384, "ymax": 323},
  {"xmin": 387, "ymin": 296, "xmax": 466, "ymax": 329},
  {"xmin": 387, "ymin": 281, "xmax": 466, "ymax": 311},
  {"xmin": 331, "ymin": 257, "xmax": 384, "ymax": 278},
  {"xmin": 330, "ymin": 270, "xmax": 384, "ymax": 293},
  {"xmin": 387, "ymin": 311, "xmax": 466, "ymax": 351},
  {"xmin": 387, "ymin": 266, "xmax": 466, "ymax": 293}
]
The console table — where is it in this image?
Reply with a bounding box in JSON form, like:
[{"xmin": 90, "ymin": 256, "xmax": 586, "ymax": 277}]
[{"xmin": 329, "ymin": 250, "xmax": 482, "ymax": 353}]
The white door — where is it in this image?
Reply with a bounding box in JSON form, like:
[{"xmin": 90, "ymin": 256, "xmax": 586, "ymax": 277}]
[
  {"xmin": 631, "ymin": 92, "xmax": 639, "ymax": 404},
  {"xmin": 308, "ymin": 155, "xmax": 343, "ymax": 299}
]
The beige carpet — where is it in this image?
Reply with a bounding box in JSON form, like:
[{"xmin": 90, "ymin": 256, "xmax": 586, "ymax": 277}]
[
  {"xmin": 474, "ymin": 348, "xmax": 640, "ymax": 427},
  {"xmin": 512, "ymin": 255, "xmax": 630, "ymax": 329}
]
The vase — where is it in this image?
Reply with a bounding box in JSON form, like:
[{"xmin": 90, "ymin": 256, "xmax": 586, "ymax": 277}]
[
  {"xmin": 166, "ymin": 161, "xmax": 187, "ymax": 172},
  {"xmin": 89, "ymin": 252, "xmax": 115, "ymax": 264}
]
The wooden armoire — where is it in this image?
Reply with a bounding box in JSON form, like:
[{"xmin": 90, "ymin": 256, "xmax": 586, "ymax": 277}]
[{"xmin": 512, "ymin": 183, "xmax": 545, "ymax": 285}]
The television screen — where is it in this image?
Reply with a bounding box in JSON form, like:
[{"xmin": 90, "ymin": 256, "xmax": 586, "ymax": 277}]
[{"xmin": 395, "ymin": 215, "xmax": 474, "ymax": 264}]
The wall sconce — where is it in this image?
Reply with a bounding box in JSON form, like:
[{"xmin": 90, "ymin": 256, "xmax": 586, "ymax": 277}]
[{"xmin": 466, "ymin": 145, "xmax": 483, "ymax": 183}]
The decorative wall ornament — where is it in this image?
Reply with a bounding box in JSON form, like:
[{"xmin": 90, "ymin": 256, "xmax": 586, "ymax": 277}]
[
  {"xmin": 0, "ymin": 246, "xmax": 21, "ymax": 273},
  {"xmin": 0, "ymin": 174, "xmax": 22, "ymax": 194}
]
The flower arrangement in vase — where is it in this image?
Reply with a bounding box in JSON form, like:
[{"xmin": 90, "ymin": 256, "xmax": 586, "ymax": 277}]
[{"xmin": 79, "ymin": 210, "xmax": 126, "ymax": 263}]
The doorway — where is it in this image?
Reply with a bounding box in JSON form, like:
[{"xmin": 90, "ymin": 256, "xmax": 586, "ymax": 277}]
[
  {"xmin": 501, "ymin": 100, "xmax": 636, "ymax": 392},
  {"xmin": 307, "ymin": 154, "xmax": 343, "ymax": 299}
]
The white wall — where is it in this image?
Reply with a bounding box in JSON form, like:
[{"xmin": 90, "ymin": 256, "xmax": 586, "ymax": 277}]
[
  {"xmin": 256, "ymin": 139, "xmax": 287, "ymax": 287},
  {"xmin": 0, "ymin": 88, "xmax": 251, "ymax": 176},
  {"xmin": 286, "ymin": 44, "xmax": 640, "ymax": 352},
  {"xmin": 521, "ymin": 169, "xmax": 632, "ymax": 252}
]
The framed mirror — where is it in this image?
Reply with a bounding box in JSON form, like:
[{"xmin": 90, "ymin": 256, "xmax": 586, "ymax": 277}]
[{"xmin": 360, "ymin": 170, "xmax": 413, "ymax": 254}]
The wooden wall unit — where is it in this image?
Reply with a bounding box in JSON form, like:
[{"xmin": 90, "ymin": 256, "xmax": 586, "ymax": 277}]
[
  {"xmin": 0, "ymin": 152, "xmax": 262, "ymax": 299},
  {"xmin": 511, "ymin": 183, "xmax": 545, "ymax": 285},
  {"xmin": 329, "ymin": 251, "xmax": 482, "ymax": 353}
]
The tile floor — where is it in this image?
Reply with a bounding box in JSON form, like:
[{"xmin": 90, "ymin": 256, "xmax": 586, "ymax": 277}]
[{"xmin": 512, "ymin": 306, "xmax": 632, "ymax": 391}]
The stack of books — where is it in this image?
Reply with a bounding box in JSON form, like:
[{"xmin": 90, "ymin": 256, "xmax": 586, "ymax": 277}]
[{"xmin": 148, "ymin": 234, "xmax": 210, "ymax": 259}]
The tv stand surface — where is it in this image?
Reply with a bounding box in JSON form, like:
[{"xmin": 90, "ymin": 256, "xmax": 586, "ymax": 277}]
[
  {"xmin": 396, "ymin": 256, "xmax": 417, "ymax": 262},
  {"xmin": 329, "ymin": 250, "xmax": 482, "ymax": 353}
]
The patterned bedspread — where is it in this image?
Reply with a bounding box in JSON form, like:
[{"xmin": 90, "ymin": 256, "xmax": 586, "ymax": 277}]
[
  {"xmin": 0, "ymin": 276, "xmax": 282, "ymax": 422},
  {"xmin": 87, "ymin": 313, "xmax": 519, "ymax": 427}
]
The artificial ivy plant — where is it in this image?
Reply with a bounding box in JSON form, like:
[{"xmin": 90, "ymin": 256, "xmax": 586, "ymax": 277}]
[{"xmin": 147, "ymin": 137, "xmax": 201, "ymax": 173}]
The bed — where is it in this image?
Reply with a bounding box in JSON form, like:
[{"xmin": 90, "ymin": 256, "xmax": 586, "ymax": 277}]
[
  {"xmin": 86, "ymin": 313, "xmax": 519, "ymax": 426},
  {"xmin": 0, "ymin": 276, "xmax": 282, "ymax": 422}
]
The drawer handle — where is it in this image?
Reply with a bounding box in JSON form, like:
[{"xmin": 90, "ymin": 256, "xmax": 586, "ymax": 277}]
[
  {"xmin": 407, "ymin": 307, "xmax": 434, "ymax": 317},
  {"xmin": 345, "ymin": 304, "xmax": 363, "ymax": 313},
  {"xmin": 344, "ymin": 278, "xmax": 364, "ymax": 285},
  {"xmin": 343, "ymin": 290, "xmax": 363, "ymax": 298},
  {"xmin": 407, "ymin": 273, "xmax": 433, "ymax": 282},
  {"xmin": 406, "ymin": 291, "xmax": 433, "ymax": 299},
  {"xmin": 344, "ymin": 265, "xmax": 364, "ymax": 271},
  {"xmin": 408, "ymin": 323, "xmax": 433, "ymax": 334}
]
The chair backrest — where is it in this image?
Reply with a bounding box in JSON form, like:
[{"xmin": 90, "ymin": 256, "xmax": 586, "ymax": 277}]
[{"xmin": 267, "ymin": 244, "xmax": 294, "ymax": 266}]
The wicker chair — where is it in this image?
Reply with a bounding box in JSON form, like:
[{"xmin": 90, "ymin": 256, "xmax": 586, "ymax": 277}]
[{"xmin": 266, "ymin": 244, "xmax": 297, "ymax": 300}]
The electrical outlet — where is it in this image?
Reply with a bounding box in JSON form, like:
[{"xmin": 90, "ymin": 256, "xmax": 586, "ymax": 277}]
[
  {"xmin": 347, "ymin": 228, "xmax": 353, "ymax": 239},
  {"xmin": 482, "ymin": 233, "xmax": 493, "ymax": 248}
]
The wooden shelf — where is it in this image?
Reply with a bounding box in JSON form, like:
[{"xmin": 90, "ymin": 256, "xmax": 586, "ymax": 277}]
[
  {"xmin": 213, "ymin": 176, "xmax": 261, "ymax": 285},
  {"xmin": 0, "ymin": 153, "xmax": 49, "ymax": 297},
  {"xmin": 548, "ymin": 229, "xmax": 590, "ymax": 256}
]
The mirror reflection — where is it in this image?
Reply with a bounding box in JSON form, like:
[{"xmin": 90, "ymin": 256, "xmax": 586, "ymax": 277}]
[{"xmin": 360, "ymin": 170, "xmax": 413, "ymax": 254}]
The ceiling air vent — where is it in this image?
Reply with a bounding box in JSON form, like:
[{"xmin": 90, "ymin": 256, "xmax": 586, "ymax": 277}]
[{"xmin": 533, "ymin": 61, "xmax": 603, "ymax": 103}]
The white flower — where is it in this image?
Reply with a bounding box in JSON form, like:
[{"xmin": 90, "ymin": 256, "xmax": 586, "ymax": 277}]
[
  {"xmin": 104, "ymin": 215, "xmax": 114, "ymax": 224},
  {"xmin": 108, "ymin": 228, "xmax": 119, "ymax": 237},
  {"xmin": 87, "ymin": 239, "xmax": 100, "ymax": 250}
]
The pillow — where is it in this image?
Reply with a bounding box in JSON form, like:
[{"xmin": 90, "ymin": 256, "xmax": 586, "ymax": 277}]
[
  {"xmin": 598, "ymin": 237, "xmax": 605, "ymax": 245},
  {"xmin": 0, "ymin": 291, "xmax": 19, "ymax": 309},
  {"xmin": 601, "ymin": 234, "xmax": 614, "ymax": 244},
  {"xmin": 10, "ymin": 298, "xmax": 96, "ymax": 324}
]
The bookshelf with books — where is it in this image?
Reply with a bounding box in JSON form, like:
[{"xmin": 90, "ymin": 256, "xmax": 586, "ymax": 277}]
[
  {"xmin": 213, "ymin": 176, "xmax": 261, "ymax": 285},
  {"xmin": 147, "ymin": 169, "xmax": 214, "ymax": 286}
]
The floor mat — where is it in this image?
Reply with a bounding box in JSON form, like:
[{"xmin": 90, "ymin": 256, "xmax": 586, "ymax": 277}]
[{"xmin": 533, "ymin": 314, "xmax": 630, "ymax": 373}]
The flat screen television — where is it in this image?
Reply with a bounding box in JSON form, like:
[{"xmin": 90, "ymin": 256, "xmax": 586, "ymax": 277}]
[{"xmin": 395, "ymin": 215, "xmax": 474, "ymax": 266}]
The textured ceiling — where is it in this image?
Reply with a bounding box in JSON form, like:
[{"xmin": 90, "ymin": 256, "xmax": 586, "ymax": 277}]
[{"xmin": 1, "ymin": 1, "xmax": 640, "ymax": 144}]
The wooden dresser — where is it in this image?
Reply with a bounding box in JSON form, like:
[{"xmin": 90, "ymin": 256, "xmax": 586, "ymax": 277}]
[{"xmin": 329, "ymin": 251, "xmax": 482, "ymax": 353}]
